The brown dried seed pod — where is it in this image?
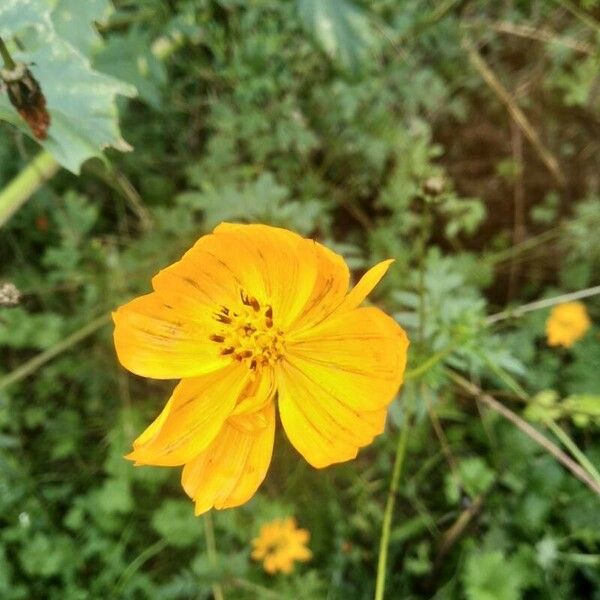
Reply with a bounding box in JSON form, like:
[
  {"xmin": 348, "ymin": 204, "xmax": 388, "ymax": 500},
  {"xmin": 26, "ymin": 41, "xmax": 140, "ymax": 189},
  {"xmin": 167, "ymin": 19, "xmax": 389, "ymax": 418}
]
[{"xmin": 1, "ymin": 63, "xmax": 50, "ymax": 140}]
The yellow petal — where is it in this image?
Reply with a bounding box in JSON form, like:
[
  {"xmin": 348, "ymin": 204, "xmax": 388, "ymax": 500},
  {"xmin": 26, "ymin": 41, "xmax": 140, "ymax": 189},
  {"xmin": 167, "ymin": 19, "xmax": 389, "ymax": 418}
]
[
  {"xmin": 288, "ymin": 258, "xmax": 394, "ymax": 335},
  {"xmin": 278, "ymin": 307, "xmax": 408, "ymax": 468},
  {"xmin": 127, "ymin": 364, "xmax": 249, "ymax": 466},
  {"xmin": 287, "ymin": 306, "xmax": 408, "ymax": 410},
  {"xmin": 230, "ymin": 367, "xmax": 275, "ymax": 418},
  {"xmin": 212, "ymin": 223, "xmax": 349, "ymax": 329},
  {"xmin": 287, "ymin": 238, "xmax": 350, "ymax": 331},
  {"xmin": 335, "ymin": 259, "xmax": 394, "ymax": 314},
  {"xmin": 151, "ymin": 251, "xmax": 239, "ymax": 318},
  {"xmin": 113, "ymin": 293, "xmax": 227, "ymax": 379},
  {"xmin": 545, "ymin": 301, "xmax": 591, "ymax": 348},
  {"xmin": 181, "ymin": 403, "xmax": 276, "ymax": 515}
]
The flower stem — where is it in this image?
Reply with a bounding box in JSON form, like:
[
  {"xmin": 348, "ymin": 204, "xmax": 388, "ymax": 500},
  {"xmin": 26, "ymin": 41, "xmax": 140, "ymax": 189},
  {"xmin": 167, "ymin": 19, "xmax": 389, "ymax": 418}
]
[
  {"xmin": 0, "ymin": 151, "xmax": 60, "ymax": 228},
  {"xmin": 0, "ymin": 36, "xmax": 16, "ymax": 70},
  {"xmin": 374, "ymin": 410, "xmax": 411, "ymax": 600},
  {"xmin": 204, "ymin": 512, "xmax": 225, "ymax": 600}
]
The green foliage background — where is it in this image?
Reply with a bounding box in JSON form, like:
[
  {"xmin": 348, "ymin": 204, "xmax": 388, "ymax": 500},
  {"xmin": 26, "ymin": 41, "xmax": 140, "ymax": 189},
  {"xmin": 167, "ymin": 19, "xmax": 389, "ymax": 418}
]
[{"xmin": 1, "ymin": 1, "xmax": 600, "ymax": 598}]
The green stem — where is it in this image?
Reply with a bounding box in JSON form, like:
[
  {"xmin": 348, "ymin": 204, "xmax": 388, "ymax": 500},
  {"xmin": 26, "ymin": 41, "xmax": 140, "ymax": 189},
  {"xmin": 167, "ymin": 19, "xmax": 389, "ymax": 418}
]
[
  {"xmin": 0, "ymin": 151, "xmax": 60, "ymax": 228},
  {"xmin": 547, "ymin": 420, "xmax": 600, "ymax": 487},
  {"xmin": 204, "ymin": 512, "xmax": 224, "ymax": 600},
  {"xmin": 0, "ymin": 313, "xmax": 110, "ymax": 391},
  {"xmin": 404, "ymin": 346, "xmax": 453, "ymax": 381},
  {"xmin": 374, "ymin": 412, "xmax": 411, "ymax": 600},
  {"xmin": 231, "ymin": 579, "xmax": 286, "ymax": 599},
  {"xmin": 480, "ymin": 353, "xmax": 528, "ymax": 399},
  {"xmin": 559, "ymin": 552, "xmax": 600, "ymax": 566},
  {"xmin": 113, "ymin": 539, "xmax": 168, "ymax": 594},
  {"xmin": 0, "ymin": 36, "xmax": 16, "ymax": 70}
]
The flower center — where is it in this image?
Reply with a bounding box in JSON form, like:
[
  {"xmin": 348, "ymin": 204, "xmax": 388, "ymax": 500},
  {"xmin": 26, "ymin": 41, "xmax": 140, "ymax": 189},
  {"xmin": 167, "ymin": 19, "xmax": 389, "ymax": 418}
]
[
  {"xmin": 210, "ymin": 290, "xmax": 285, "ymax": 371},
  {"xmin": 265, "ymin": 535, "xmax": 290, "ymax": 556}
]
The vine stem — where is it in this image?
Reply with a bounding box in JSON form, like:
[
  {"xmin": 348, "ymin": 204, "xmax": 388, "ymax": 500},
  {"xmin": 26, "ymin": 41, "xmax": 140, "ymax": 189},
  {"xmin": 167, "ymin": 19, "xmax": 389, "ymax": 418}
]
[
  {"xmin": 204, "ymin": 512, "xmax": 225, "ymax": 600},
  {"xmin": 374, "ymin": 410, "xmax": 411, "ymax": 600},
  {"xmin": 0, "ymin": 151, "xmax": 60, "ymax": 228},
  {"xmin": 0, "ymin": 36, "xmax": 16, "ymax": 70}
]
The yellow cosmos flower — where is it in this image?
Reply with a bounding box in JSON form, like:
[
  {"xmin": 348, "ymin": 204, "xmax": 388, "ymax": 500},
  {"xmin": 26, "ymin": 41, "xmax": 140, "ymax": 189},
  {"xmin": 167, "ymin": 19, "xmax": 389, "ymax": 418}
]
[
  {"xmin": 251, "ymin": 517, "xmax": 312, "ymax": 574},
  {"xmin": 546, "ymin": 301, "xmax": 591, "ymax": 348},
  {"xmin": 113, "ymin": 223, "xmax": 408, "ymax": 515}
]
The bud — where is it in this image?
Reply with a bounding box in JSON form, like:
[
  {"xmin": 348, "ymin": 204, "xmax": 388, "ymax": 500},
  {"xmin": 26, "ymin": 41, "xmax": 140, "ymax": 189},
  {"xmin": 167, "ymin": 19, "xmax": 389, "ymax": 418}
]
[
  {"xmin": 423, "ymin": 176, "xmax": 445, "ymax": 196},
  {"xmin": 0, "ymin": 282, "xmax": 21, "ymax": 307},
  {"xmin": 1, "ymin": 62, "xmax": 50, "ymax": 140}
]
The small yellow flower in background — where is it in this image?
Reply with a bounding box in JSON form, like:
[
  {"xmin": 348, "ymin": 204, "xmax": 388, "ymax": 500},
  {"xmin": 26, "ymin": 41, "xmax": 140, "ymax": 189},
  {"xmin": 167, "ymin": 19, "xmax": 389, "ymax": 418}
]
[
  {"xmin": 546, "ymin": 301, "xmax": 591, "ymax": 348},
  {"xmin": 251, "ymin": 517, "xmax": 312, "ymax": 574},
  {"xmin": 113, "ymin": 223, "xmax": 409, "ymax": 515}
]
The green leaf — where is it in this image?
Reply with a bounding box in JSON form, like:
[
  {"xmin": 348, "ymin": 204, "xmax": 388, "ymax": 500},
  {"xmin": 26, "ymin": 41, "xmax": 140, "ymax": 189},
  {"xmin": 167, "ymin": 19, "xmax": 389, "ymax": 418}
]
[
  {"xmin": 51, "ymin": 0, "xmax": 113, "ymax": 55},
  {"xmin": 151, "ymin": 500, "xmax": 203, "ymax": 548},
  {"xmin": 94, "ymin": 28, "xmax": 167, "ymax": 109},
  {"xmin": 458, "ymin": 457, "xmax": 495, "ymax": 498},
  {"xmin": 0, "ymin": 308, "xmax": 64, "ymax": 350},
  {"xmin": 297, "ymin": 0, "xmax": 375, "ymax": 72},
  {"xmin": 524, "ymin": 390, "xmax": 562, "ymax": 423},
  {"xmin": 19, "ymin": 533, "xmax": 74, "ymax": 577},
  {"xmin": 0, "ymin": 0, "xmax": 136, "ymax": 173},
  {"xmin": 178, "ymin": 172, "xmax": 327, "ymax": 234},
  {"xmin": 441, "ymin": 196, "xmax": 486, "ymax": 238},
  {"xmin": 93, "ymin": 478, "xmax": 133, "ymax": 515},
  {"xmin": 463, "ymin": 550, "xmax": 527, "ymax": 600},
  {"xmin": 561, "ymin": 394, "xmax": 600, "ymax": 427}
]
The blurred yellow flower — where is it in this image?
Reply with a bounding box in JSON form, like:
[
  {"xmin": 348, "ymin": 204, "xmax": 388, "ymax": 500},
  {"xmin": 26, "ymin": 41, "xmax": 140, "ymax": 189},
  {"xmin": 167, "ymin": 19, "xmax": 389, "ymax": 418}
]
[
  {"xmin": 113, "ymin": 223, "xmax": 408, "ymax": 515},
  {"xmin": 251, "ymin": 517, "xmax": 312, "ymax": 574},
  {"xmin": 546, "ymin": 301, "xmax": 591, "ymax": 348}
]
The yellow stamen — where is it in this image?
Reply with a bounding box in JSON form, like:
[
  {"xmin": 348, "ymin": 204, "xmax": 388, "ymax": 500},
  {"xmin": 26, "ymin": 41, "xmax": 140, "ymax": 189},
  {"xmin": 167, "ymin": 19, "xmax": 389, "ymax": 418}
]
[{"xmin": 210, "ymin": 290, "xmax": 285, "ymax": 371}]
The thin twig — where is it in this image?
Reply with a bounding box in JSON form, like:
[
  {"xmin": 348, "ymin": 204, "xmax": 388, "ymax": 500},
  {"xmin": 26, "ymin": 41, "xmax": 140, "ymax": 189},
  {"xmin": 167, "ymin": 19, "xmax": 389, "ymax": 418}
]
[
  {"xmin": 84, "ymin": 160, "xmax": 153, "ymax": 231},
  {"xmin": 551, "ymin": 0, "xmax": 600, "ymax": 34},
  {"xmin": 462, "ymin": 36, "xmax": 566, "ymax": 186},
  {"xmin": 0, "ymin": 313, "xmax": 111, "ymax": 391},
  {"xmin": 463, "ymin": 19, "xmax": 595, "ymax": 55},
  {"xmin": 448, "ymin": 371, "xmax": 600, "ymax": 497},
  {"xmin": 435, "ymin": 494, "xmax": 485, "ymax": 562},
  {"xmin": 487, "ymin": 284, "xmax": 600, "ymax": 324},
  {"xmin": 425, "ymin": 393, "xmax": 461, "ymax": 488},
  {"xmin": 507, "ymin": 120, "xmax": 525, "ymax": 301}
]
